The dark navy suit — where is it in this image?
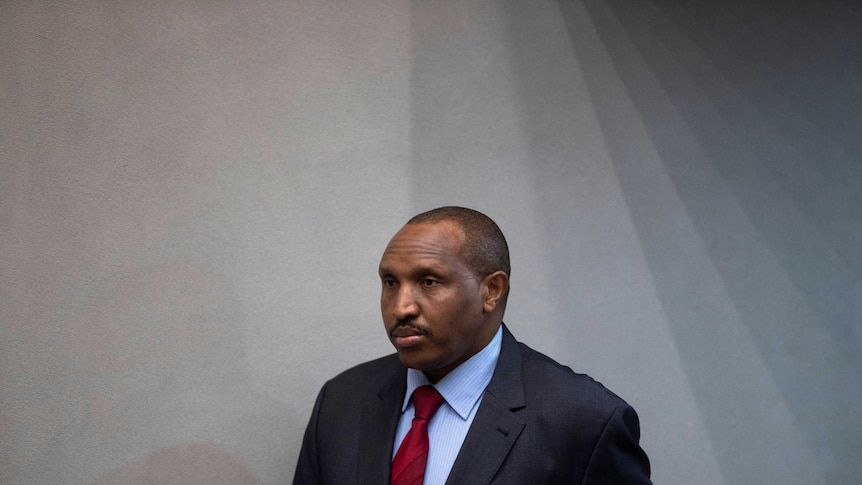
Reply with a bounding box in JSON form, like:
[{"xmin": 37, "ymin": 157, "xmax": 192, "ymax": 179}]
[{"xmin": 293, "ymin": 325, "xmax": 651, "ymax": 484}]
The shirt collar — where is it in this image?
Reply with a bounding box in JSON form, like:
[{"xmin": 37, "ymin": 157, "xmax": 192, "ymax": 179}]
[{"xmin": 402, "ymin": 325, "xmax": 503, "ymax": 420}]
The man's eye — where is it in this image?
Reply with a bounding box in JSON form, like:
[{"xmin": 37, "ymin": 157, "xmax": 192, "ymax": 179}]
[
  {"xmin": 382, "ymin": 278, "xmax": 396, "ymax": 287},
  {"xmin": 421, "ymin": 279, "xmax": 438, "ymax": 286}
]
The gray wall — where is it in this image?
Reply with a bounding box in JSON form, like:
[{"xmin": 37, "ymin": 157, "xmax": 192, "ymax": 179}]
[{"xmin": 2, "ymin": 1, "xmax": 860, "ymax": 484}]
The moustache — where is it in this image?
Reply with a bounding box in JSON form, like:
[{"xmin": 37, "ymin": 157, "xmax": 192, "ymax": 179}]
[{"xmin": 389, "ymin": 320, "xmax": 431, "ymax": 337}]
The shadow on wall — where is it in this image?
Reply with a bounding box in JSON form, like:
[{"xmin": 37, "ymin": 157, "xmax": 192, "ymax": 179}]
[{"xmin": 91, "ymin": 443, "xmax": 257, "ymax": 485}]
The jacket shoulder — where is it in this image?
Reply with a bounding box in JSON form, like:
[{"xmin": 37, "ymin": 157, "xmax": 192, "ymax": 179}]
[
  {"xmin": 320, "ymin": 353, "xmax": 403, "ymax": 396},
  {"xmin": 516, "ymin": 341, "xmax": 631, "ymax": 415}
]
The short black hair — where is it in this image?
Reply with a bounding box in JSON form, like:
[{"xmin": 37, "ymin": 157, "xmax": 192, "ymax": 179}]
[{"xmin": 407, "ymin": 206, "xmax": 510, "ymax": 279}]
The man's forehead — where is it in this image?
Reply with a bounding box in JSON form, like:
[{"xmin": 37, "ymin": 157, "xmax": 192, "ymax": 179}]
[
  {"xmin": 379, "ymin": 221, "xmax": 464, "ymax": 266},
  {"xmin": 388, "ymin": 221, "xmax": 462, "ymax": 247}
]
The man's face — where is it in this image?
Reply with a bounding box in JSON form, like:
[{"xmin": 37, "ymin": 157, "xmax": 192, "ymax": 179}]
[{"xmin": 378, "ymin": 221, "xmax": 494, "ymax": 382}]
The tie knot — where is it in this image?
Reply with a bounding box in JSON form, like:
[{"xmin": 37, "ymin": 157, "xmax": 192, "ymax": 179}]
[{"xmin": 412, "ymin": 385, "xmax": 444, "ymax": 421}]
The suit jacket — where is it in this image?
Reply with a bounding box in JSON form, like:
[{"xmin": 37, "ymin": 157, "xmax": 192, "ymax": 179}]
[{"xmin": 292, "ymin": 325, "xmax": 651, "ymax": 484}]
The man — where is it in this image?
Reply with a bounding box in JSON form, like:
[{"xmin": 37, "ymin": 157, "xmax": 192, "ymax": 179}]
[{"xmin": 293, "ymin": 207, "xmax": 651, "ymax": 484}]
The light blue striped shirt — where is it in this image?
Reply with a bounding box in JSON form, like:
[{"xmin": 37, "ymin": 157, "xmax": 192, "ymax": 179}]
[{"xmin": 392, "ymin": 326, "xmax": 503, "ymax": 485}]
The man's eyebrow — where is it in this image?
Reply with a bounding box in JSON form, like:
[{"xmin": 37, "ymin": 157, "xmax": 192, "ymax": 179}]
[{"xmin": 378, "ymin": 264, "xmax": 444, "ymax": 277}]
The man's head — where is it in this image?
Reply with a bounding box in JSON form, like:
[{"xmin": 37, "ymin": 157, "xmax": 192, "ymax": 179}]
[{"xmin": 378, "ymin": 207, "xmax": 510, "ymax": 382}]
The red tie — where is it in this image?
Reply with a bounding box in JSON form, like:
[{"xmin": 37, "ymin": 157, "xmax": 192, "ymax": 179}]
[{"xmin": 391, "ymin": 385, "xmax": 445, "ymax": 485}]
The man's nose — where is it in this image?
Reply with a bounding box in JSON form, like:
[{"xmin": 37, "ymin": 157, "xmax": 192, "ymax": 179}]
[{"xmin": 393, "ymin": 285, "xmax": 419, "ymax": 319}]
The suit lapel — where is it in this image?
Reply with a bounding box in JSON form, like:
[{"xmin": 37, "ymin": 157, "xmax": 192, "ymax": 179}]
[
  {"xmin": 445, "ymin": 325, "xmax": 526, "ymax": 484},
  {"xmin": 358, "ymin": 362, "xmax": 406, "ymax": 485}
]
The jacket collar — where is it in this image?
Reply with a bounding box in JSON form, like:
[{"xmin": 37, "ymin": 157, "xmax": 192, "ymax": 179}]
[
  {"xmin": 446, "ymin": 324, "xmax": 526, "ymax": 484},
  {"xmin": 359, "ymin": 361, "xmax": 406, "ymax": 484}
]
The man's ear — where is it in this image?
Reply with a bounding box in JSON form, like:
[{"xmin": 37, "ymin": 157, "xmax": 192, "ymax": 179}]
[{"xmin": 481, "ymin": 271, "xmax": 509, "ymax": 313}]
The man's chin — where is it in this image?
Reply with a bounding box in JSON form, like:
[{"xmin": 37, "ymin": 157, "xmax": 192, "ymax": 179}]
[
  {"xmin": 396, "ymin": 353, "xmax": 455, "ymax": 382},
  {"xmin": 395, "ymin": 351, "xmax": 432, "ymax": 371},
  {"xmin": 395, "ymin": 350, "xmax": 422, "ymax": 368}
]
